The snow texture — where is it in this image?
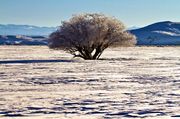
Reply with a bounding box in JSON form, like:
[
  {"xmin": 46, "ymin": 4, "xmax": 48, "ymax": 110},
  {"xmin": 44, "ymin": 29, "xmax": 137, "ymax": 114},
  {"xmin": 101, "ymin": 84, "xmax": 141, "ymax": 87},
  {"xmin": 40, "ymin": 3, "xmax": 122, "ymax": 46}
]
[{"xmin": 0, "ymin": 46, "xmax": 179, "ymax": 119}]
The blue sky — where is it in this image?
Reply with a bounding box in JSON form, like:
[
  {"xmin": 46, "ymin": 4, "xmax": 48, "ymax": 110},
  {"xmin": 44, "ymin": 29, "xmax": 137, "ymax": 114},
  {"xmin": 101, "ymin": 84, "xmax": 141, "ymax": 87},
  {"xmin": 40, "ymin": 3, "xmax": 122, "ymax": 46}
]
[{"xmin": 0, "ymin": 0, "xmax": 180, "ymax": 27}]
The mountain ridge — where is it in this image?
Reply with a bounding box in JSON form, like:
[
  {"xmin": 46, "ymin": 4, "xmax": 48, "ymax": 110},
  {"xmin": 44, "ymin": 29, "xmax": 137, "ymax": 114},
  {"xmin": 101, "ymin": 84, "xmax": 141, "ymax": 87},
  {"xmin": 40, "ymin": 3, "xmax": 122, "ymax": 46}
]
[
  {"xmin": 0, "ymin": 24, "xmax": 57, "ymax": 36},
  {"xmin": 0, "ymin": 21, "xmax": 180, "ymax": 45},
  {"xmin": 130, "ymin": 21, "xmax": 180, "ymax": 45}
]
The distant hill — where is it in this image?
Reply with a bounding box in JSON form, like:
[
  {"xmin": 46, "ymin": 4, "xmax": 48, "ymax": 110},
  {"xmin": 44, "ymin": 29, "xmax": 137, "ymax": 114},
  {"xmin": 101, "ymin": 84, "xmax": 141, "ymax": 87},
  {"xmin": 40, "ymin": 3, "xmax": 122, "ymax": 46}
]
[
  {"xmin": 0, "ymin": 24, "xmax": 57, "ymax": 36},
  {"xmin": 0, "ymin": 35, "xmax": 47, "ymax": 45},
  {"xmin": 0, "ymin": 22, "xmax": 180, "ymax": 45},
  {"xmin": 130, "ymin": 21, "xmax": 180, "ymax": 45}
]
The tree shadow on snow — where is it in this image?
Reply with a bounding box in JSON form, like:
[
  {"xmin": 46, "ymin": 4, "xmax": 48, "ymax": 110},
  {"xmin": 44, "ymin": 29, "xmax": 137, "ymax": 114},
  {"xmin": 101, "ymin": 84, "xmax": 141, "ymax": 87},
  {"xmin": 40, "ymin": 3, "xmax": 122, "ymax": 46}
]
[
  {"xmin": 99, "ymin": 58, "xmax": 137, "ymax": 61},
  {"xmin": 0, "ymin": 59, "xmax": 73, "ymax": 64}
]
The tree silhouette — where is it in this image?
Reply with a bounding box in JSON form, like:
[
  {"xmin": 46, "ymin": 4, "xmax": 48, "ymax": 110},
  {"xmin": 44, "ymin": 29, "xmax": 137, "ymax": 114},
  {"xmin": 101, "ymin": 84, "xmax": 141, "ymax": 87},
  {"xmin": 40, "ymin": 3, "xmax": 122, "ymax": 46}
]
[{"xmin": 48, "ymin": 13, "xmax": 136, "ymax": 60}]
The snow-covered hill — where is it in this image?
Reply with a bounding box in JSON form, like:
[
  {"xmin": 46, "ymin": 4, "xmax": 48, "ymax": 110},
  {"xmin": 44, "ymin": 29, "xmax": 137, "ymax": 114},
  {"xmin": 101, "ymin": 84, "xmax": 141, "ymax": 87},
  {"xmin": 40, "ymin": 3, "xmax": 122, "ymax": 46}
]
[
  {"xmin": 0, "ymin": 24, "xmax": 56, "ymax": 36},
  {"xmin": 0, "ymin": 22, "xmax": 180, "ymax": 45},
  {"xmin": 130, "ymin": 21, "xmax": 180, "ymax": 45},
  {"xmin": 0, "ymin": 35, "xmax": 47, "ymax": 45}
]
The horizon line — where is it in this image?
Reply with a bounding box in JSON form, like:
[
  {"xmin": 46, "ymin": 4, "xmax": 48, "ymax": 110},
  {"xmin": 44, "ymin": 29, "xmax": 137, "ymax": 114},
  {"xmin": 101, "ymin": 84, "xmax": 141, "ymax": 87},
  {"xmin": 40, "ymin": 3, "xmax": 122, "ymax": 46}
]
[{"xmin": 0, "ymin": 20, "xmax": 178, "ymax": 28}]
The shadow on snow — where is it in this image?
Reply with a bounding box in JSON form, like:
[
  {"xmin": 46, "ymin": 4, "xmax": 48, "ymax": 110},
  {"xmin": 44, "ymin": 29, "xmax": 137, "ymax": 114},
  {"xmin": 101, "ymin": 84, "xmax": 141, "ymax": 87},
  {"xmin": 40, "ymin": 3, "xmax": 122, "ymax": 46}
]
[{"xmin": 0, "ymin": 59, "xmax": 72, "ymax": 64}]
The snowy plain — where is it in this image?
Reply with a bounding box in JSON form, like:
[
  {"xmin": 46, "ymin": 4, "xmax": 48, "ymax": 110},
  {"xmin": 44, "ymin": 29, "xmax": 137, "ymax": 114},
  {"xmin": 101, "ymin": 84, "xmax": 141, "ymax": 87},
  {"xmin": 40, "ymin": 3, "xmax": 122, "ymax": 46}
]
[{"xmin": 0, "ymin": 46, "xmax": 179, "ymax": 119}]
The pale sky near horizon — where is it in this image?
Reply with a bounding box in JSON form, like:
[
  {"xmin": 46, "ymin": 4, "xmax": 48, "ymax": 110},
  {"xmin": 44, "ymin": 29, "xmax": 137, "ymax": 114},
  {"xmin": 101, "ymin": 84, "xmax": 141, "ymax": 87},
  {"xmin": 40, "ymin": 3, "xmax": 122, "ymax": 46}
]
[{"xmin": 0, "ymin": 0, "xmax": 180, "ymax": 27}]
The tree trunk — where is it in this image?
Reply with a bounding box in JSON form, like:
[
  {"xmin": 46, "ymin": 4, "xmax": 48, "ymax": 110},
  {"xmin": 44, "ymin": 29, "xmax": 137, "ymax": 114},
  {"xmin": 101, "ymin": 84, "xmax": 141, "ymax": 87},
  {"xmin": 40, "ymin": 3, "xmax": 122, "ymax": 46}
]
[{"xmin": 74, "ymin": 46, "xmax": 104, "ymax": 60}]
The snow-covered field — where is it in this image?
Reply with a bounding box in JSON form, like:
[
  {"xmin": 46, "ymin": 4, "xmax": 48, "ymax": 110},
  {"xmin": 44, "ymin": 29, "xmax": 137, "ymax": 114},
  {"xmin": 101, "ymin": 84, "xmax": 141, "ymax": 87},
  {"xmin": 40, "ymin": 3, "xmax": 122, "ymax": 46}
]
[{"xmin": 0, "ymin": 46, "xmax": 179, "ymax": 119}]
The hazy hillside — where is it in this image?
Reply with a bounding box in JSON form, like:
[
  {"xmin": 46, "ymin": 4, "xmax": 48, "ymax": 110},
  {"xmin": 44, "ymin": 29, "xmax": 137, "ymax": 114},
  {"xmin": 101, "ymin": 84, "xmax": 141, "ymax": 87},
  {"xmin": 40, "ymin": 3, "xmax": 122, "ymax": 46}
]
[
  {"xmin": 0, "ymin": 22, "xmax": 180, "ymax": 45},
  {"xmin": 0, "ymin": 24, "xmax": 56, "ymax": 36},
  {"xmin": 0, "ymin": 35, "xmax": 47, "ymax": 45},
  {"xmin": 130, "ymin": 21, "xmax": 180, "ymax": 45}
]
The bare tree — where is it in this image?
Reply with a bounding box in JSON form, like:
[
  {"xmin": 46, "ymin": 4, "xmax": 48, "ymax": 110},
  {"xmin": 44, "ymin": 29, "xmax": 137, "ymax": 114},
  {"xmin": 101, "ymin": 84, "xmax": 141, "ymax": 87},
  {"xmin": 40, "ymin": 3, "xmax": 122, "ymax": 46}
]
[{"xmin": 48, "ymin": 13, "xmax": 136, "ymax": 60}]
